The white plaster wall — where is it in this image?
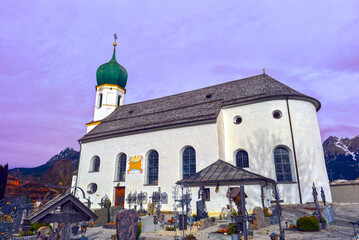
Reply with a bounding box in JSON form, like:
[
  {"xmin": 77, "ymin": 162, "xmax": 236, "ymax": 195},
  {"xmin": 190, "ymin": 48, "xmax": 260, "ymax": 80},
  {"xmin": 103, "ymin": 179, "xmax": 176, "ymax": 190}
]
[
  {"xmin": 288, "ymin": 100, "xmax": 332, "ymax": 202},
  {"xmin": 77, "ymin": 123, "xmax": 220, "ymax": 212},
  {"xmin": 220, "ymin": 99, "xmax": 331, "ymax": 206}
]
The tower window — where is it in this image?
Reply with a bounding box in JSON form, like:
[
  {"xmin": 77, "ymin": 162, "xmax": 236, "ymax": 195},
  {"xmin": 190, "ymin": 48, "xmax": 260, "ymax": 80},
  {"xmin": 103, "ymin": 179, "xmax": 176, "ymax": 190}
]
[
  {"xmin": 91, "ymin": 156, "xmax": 100, "ymax": 172},
  {"xmin": 117, "ymin": 95, "xmax": 121, "ymax": 107},
  {"xmin": 98, "ymin": 94, "xmax": 103, "ymax": 108}
]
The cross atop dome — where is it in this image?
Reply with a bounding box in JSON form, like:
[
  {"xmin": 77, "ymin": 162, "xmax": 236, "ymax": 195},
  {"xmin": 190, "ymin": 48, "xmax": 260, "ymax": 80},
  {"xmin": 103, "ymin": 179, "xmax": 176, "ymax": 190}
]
[{"xmin": 113, "ymin": 33, "xmax": 118, "ymax": 46}]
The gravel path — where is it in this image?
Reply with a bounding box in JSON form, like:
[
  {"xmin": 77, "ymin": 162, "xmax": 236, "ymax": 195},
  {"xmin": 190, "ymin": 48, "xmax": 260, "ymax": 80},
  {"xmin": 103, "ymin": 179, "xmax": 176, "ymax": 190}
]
[{"xmin": 86, "ymin": 202, "xmax": 359, "ymax": 240}]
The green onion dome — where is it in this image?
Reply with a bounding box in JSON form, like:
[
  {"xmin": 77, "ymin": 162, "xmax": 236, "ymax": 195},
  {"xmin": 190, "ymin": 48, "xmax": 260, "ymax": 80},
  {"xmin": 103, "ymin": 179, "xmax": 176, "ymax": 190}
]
[{"xmin": 96, "ymin": 44, "xmax": 128, "ymax": 88}]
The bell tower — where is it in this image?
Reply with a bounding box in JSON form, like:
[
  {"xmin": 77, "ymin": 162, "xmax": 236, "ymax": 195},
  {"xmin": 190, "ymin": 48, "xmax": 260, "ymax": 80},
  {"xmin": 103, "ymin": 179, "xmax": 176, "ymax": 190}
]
[{"xmin": 87, "ymin": 34, "xmax": 128, "ymax": 132}]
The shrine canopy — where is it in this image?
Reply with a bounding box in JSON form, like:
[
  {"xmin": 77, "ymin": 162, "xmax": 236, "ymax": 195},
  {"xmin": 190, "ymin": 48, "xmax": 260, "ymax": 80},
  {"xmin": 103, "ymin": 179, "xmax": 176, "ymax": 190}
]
[
  {"xmin": 176, "ymin": 159, "xmax": 276, "ymax": 187},
  {"xmin": 24, "ymin": 193, "xmax": 98, "ymax": 224}
]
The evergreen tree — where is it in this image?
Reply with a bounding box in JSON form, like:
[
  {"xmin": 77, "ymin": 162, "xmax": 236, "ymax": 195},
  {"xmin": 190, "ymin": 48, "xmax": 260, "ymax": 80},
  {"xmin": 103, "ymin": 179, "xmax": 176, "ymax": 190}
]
[{"xmin": 0, "ymin": 164, "xmax": 9, "ymax": 200}]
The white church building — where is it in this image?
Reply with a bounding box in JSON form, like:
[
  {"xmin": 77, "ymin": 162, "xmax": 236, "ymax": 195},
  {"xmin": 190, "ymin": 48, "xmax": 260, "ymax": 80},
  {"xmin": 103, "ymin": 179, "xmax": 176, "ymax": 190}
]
[{"xmin": 75, "ymin": 42, "xmax": 331, "ymax": 213}]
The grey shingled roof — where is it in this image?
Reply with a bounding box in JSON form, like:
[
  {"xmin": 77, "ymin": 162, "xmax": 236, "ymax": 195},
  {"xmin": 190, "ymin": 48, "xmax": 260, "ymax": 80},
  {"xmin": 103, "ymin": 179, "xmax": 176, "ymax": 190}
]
[
  {"xmin": 80, "ymin": 74, "xmax": 320, "ymax": 143},
  {"xmin": 176, "ymin": 159, "xmax": 276, "ymax": 187}
]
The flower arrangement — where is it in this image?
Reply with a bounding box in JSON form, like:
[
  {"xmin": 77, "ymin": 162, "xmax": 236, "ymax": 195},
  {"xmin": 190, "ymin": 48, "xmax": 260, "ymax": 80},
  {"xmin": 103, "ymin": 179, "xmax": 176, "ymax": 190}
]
[{"xmin": 165, "ymin": 226, "xmax": 175, "ymax": 231}]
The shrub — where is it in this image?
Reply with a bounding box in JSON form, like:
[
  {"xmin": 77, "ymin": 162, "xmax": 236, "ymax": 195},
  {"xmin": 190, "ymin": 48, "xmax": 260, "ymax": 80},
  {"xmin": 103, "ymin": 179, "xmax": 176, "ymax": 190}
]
[
  {"xmin": 165, "ymin": 226, "xmax": 175, "ymax": 231},
  {"xmin": 20, "ymin": 231, "xmax": 34, "ymax": 236},
  {"xmin": 232, "ymin": 209, "xmax": 237, "ymax": 217},
  {"xmin": 227, "ymin": 224, "xmax": 236, "ymax": 235},
  {"xmin": 296, "ymin": 216, "xmax": 319, "ymax": 231},
  {"xmin": 137, "ymin": 221, "xmax": 142, "ymax": 240},
  {"xmin": 30, "ymin": 221, "xmax": 52, "ymax": 232},
  {"xmin": 185, "ymin": 234, "xmax": 197, "ymax": 240}
]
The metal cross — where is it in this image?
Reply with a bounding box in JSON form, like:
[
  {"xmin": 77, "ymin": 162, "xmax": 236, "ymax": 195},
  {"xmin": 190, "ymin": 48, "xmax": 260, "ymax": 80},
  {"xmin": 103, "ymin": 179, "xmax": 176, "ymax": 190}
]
[
  {"xmin": 271, "ymin": 184, "xmax": 285, "ymax": 240},
  {"xmin": 113, "ymin": 34, "xmax": 118, "ymax": 43},
  {"xmin": 320, "ymin": 187, "xmax": 326, "ymax": 207},
  {"xmin": 312, "ymin": 183, "xmax": 323, "ymax": 223}
]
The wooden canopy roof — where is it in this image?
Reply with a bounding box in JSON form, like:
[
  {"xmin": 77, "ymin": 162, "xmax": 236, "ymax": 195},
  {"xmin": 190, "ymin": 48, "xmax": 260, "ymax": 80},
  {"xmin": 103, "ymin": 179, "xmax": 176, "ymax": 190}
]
[
  {"xmin": 176, "ymin": 159, "xmax": 276, "ymax": 187},
  {"xmin": 25, "ymin": 193, "xmax": 98, "ymax": 224}
]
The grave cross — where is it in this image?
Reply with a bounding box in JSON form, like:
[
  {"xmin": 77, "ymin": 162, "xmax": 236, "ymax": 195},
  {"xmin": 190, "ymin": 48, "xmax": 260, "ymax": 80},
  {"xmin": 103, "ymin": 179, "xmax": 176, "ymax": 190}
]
[
  {"xmin": 126, "ymin": 192, "xmax": 133, "ymax": 209},
  {"xmin": 312, "ymin": 183, "xmax": 323, "ymax": 222},
  {"xmin": 137, "ymin": 191, "xmax": 147, "ymax": 213},
  {"xmin": 150, "ymin": 187, "xmax": 163, "ymax": 220},
  {"xmin": 271, "ymin": 184, "xmax": 285, "ymax": 240},
  {"xmin": 234, "ymin": 186, "xmax": 255, "ymax": 240},
  {"xmin": 320, "ymin": 187, "xmax": 326, "ymax": 207}
]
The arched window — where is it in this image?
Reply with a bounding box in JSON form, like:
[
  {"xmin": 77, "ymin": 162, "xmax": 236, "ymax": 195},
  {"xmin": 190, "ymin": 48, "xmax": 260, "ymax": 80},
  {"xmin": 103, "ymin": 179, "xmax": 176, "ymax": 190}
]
[
  {"xmin": 92, "ymin": 156, "xmax": 100, "ymax": 172},
  {"xmin": 183, "ymin": 147, "xmax": 196, "ymax": 179},
  {"xmin": 117, "ymin": 154, "xmax": 127, "ymax": 181},
  {"xmin": 236, "ymin": 150, "xmax": 249, "ymax": 168},
  {"xmin": 148, "ymin": 151, "xmax": 159, "ymax": 185},
  {"xmin": 98, "ymin": 93, "xmax": 103, "ymax": 108},
  {"xmin": 274, "ymin": 147, "xmax": 293, "ymax": 182}
]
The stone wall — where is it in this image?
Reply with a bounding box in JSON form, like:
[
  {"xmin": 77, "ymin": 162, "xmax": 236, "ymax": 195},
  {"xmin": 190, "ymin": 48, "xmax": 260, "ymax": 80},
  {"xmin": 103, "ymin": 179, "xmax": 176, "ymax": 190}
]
[{"xmin": 330, "ymin": 183, "xmax": 359, "ymax": 203}]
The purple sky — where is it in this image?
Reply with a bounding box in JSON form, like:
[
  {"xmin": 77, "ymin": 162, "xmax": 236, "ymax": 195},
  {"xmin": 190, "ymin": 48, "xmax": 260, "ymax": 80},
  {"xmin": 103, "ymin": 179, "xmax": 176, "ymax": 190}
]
[{"xmin": 1, "ymin": 1, "xmax": 359, "ymax": 168}]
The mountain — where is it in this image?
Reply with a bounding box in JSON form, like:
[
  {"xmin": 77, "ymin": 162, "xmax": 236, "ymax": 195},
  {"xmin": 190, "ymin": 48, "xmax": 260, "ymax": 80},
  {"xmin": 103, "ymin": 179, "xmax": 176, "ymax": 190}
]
[
  {"xmin": 323, "ymin": 135, "xmax": 359, "ymax": 181},
  {"xmin": 9, "ymin": 147, "xmax": 80, "ymax": 180}
]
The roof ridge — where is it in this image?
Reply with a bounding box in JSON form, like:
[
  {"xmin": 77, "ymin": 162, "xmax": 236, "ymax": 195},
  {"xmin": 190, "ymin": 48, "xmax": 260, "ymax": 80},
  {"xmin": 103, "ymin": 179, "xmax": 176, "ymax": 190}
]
[{"xmin": 106, "ymin": 74, "xmax": 266, "ymax": 111}]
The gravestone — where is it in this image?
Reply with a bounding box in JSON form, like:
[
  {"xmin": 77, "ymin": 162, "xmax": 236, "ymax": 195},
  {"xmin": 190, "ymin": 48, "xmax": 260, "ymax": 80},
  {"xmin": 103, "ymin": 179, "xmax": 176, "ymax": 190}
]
[
  {"xmin": 323, "ymin": 206, "xmax": 335, "ymax": 225},
  {"xmin": 250, "ymin": 207, "xmax": 269, "ymax": 230},
  {"xmin": 94, "ymin": 208, "xmax": 108, "ymax": 226},
  {"xmin": 270, "ymin": 208, "xmax": 281, "ymax": 225},
  {"xmin": 147, "ymin": 200, "xmax": 154, "ymax": 215},
  {"xmin": 196, "ymin": 200, "xmax": 208, "ymax": 220},
  {"xmin": 141, "ymin": 215, "xmax": 156, "ymax": 233},
  {"xmin": 110, "ymin": 206, "xmax": 122, "ymax": 223},
  {"xmin": 161, "ymin": 192, "xmax": 168, "ymax": 204},
  {"xmin": 179, "ymin": 215, "xmax": 187, "ymax": 230},
  {"xmin": 116, "ymin": 209, "xmax": 139, "ymax": 240},
  {"xmin": 199, "ymin": 218, "xmax": 210, "ymax": 229},
  {"xmin": 37, "ymin": 226, "xmax": 51, "ymax": 237}
]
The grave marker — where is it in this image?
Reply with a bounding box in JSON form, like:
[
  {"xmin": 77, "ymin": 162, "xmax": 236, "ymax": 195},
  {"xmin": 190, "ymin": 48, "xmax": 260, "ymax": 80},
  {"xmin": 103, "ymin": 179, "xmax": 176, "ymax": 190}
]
[
  {"xmin": 116, "ymin": 209, "xmax": 139, "ymax": 240},
  {"xmin": 141, "ymin": 215, "xmax": 156, "ymax": 233}
]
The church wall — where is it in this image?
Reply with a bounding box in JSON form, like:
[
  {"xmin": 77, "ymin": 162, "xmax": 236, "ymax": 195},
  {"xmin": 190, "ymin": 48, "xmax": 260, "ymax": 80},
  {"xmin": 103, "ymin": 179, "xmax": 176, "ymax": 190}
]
[
  {"xmin": 76, "ymin": 123, "xmax": 220, "ymax": 211},
  {"xmin": 220, "ymin": 100, "xmax": 304, "ymax": 207},
  {"xmin": 288, "ymin": 99, "xmax": 332, "ymax": 203}
]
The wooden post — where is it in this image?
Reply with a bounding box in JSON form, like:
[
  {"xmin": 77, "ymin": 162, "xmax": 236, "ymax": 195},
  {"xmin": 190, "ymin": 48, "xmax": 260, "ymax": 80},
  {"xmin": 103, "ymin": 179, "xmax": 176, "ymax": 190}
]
[{"xmin": 59, "ymin": 201, "xmax": 72, "ymax": 240}]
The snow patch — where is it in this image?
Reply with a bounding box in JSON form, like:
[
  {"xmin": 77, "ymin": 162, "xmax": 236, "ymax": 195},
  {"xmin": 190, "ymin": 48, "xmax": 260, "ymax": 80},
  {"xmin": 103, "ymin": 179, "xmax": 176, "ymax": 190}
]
[{"xmin": 335, "ymin": 138, "xmax": 357, "ymax": 161}]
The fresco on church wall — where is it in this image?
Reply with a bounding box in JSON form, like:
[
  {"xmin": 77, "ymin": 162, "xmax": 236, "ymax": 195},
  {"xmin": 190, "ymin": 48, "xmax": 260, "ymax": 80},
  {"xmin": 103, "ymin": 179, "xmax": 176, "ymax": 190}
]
[{"xmin": 127, "ymin": 155, "xmax": 143, "ymax": 174}]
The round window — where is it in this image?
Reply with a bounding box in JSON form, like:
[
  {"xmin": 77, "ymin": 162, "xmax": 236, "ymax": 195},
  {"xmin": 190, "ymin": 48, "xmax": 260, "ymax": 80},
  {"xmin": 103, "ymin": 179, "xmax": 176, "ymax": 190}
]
[
  {"xmin": 273, "ymin": 110, "xmax": 282, "ymax": 119},
  {"xmin": 233, "ymin": 116, "xmax": 242, "ymax": 125},
  {"xmin": 87, "ymin": 183, "xmax": 98, "ymax": 194}
]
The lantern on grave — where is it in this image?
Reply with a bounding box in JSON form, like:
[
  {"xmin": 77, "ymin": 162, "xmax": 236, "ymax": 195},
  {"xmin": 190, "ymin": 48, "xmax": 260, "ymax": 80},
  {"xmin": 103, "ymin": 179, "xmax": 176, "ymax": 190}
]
[
  {"xmin": 270, "ymin": 233, "xmax": 279, "ymax": 240},
  {"xmin": 81, "ymin": 222, "xmax": 88, "ymax": 234}
]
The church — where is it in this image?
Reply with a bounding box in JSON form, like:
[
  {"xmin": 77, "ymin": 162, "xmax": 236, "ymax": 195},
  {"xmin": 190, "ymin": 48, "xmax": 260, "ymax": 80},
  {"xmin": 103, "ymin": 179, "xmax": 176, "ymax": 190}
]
[{"xmin": 75, "ymin": 40, "xmax": 331, "ymax": 213}]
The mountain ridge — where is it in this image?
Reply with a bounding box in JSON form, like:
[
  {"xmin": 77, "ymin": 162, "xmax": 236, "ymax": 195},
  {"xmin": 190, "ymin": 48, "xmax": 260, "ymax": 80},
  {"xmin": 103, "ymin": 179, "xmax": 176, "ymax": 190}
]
[
  {"xmin": 9, "ymin": 147, "xmax": 80, "ymax": 179},
  {"xmin": 323, "ymin": 135, "xmax": 359, "ymax": 181}
]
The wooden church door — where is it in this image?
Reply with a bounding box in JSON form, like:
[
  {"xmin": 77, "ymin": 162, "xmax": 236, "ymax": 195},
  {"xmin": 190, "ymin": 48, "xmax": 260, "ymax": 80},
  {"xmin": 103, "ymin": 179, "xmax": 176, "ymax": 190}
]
[{"xmin": 115, "ymin": 187, "xmax": 125, "ymax": 208}]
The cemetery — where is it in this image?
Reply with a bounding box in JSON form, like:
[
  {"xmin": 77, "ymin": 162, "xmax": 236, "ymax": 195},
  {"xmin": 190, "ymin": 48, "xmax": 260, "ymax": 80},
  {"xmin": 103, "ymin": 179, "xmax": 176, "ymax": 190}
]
[
  {"xmin": 0, "ymin": 180, "xmax": 358, "ymax": 240},
  {"xmin": 3, "ymin": 160, "xmax": 359, "ymax": 240}
]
